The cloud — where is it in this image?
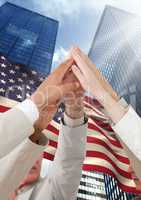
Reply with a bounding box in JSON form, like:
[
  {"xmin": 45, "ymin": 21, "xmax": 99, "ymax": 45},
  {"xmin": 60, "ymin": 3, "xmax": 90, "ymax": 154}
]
[
  {"xmin": 30, "ymin": 0, "xmax": 81, "ymax": 21},
  {"xmin": 115, "ymin": 0, "xmax": 141, "ymax": 16},
  {"xmin": 52, "ymin": 46, "xmax": 68, "ymax": 69}
]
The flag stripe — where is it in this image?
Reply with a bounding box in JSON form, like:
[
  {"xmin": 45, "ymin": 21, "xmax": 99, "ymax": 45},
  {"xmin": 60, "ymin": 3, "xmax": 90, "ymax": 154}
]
[
  {"xmin": 0, "ymin": 96, "xmax": 139, "ymax": 194},
  {"xmin": 85, "ymin": 151, "xmax": 130, "ymax": 178},
  {"xmin": 88, "ymin": 122, "xmax": 122, "ymax": 148}
]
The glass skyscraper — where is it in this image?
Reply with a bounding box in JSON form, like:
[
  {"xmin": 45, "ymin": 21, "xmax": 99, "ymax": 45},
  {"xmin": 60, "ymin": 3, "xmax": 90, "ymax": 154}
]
[
  {"xmin": 89, "ymin": 6, "xmax": 141, "ymax": 116},
  {"xmin": 77, "ymin": 171, "xmax": 106, "ymax": 200},
  {"xmin": 104, "ymin": 175, "xmax": 136, "ymax": 200},
  {"xmin": 0, "ymin": 2, "xmax": 58, "ymax": 75},
  {"xmin": 89, "ymin": 6, "xmax": 141, "ymax": 199}
]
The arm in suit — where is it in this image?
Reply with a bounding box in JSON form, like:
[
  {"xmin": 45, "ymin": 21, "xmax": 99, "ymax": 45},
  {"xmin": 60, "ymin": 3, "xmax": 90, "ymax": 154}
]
[
  {"xmin": 30, "ymin": 117, "xmax": 87, "ymax": 200},
  {"xmin": 0, "ymin": 117, "xmax": 87, "ymax": 200},
  {"xmin": 0, "ymin": 99, "xmax": 39, "ymax": 158},
  {"xmin": 112, "ymin": 106, "xmax": 141, "ymax": 179},
  {"xmin": 0, "ymin": 134, "xmax": 47, "ymax": 200}
]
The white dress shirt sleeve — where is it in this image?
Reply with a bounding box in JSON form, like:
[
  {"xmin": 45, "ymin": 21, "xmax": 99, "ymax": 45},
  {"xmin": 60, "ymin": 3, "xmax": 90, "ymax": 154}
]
[
  {"xmin": 112, "ymin": 106, "xmax": 141, "ymax": 161},
  {"xmin": 0, "ymin": 99, "xmax": 39, "ymax": 158},
  {"xmin": 30, "ymin": 114, "xmax": 88, "ymax": 200},
  {"xmin": 0, "ymin": 135, "xmax": 48, "ymax": 200},
  {"xmin": 15, "ymin": 99, "xmax": 39, "ymax": 124}
]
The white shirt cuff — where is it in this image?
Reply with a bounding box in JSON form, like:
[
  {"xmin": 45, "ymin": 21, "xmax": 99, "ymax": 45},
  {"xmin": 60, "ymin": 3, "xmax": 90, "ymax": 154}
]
[
  {"xmin": 64, "ymin": 113, "xmax": 85, "ymax": 127},
  {"xmin": 16, "ymin": 99, "xmax": 39, "ymax": 125},
  {"xmin": 118, "ymin": 98, "xmax": 128, "ymax": 108}
]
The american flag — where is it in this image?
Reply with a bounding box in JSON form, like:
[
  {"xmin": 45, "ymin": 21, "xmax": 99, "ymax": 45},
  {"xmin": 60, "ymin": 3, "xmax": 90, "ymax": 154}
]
[
  {"xmin": 0, "ymin": 54, "xmax": 140, "ymax": 195},
  {"xmin": 0, "ymin": 54, "xmax": 46, "ymax": 102}
]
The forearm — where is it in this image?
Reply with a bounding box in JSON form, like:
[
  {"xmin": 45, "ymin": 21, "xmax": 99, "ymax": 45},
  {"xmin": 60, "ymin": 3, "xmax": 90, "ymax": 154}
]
[
  {"xmin": 95, "ymin": 89, "xmax": 127, "ymax": 124},
  {"xmin": 0, "ymin": 99, "xmax": 39, "ymax": 158},
  {"xmin": 0, "ymin": 134, "xmax": 47, "ymax": 200},
  {"xmin": 49, "ymin": 119, "xmax": 87, "ymax": 200},
  {"xmin": 34, "ymin": 113, "xmax": 87, "ymax": 200},
  {"xmin": 94, "ymin": 68, "xmax": 119, "ymax": 101},
  {"xmin": 97, "ymin": 89, "xmax": 141, "ymax": 169}
]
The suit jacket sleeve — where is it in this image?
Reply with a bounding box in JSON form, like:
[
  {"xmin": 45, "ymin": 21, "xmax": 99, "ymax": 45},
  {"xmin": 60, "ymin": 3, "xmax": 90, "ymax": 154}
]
[
  {"xmin": 112, "ymin": 106, "xmax": 141, "ymax": 178},
  {"xmin": 0, "ymin": 107, "xmax": 34, "ymax": 158},
  {"xmin": 31, "ymin": 119, "xmax": 88, "ymax": 200},
  {"xmin": 0, "ymin": 137, "xmax": 46, "ymax": 200}
]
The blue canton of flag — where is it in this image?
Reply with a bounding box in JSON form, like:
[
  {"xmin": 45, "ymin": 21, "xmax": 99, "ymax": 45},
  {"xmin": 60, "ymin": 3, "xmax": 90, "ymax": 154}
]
[
  {"xmin": 0, "ymin": 54, "xmax": 46, "ymax": 102},
  {"xmin": 0, "ymin": 54, "xmax": 65, "ymax": 123}
]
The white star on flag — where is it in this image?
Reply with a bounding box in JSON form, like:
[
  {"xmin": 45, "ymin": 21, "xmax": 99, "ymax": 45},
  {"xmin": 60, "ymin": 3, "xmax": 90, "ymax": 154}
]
[
  {"xmin": 9, "ymin": 79, "xmax": 15, "ymax": 83},
  {"xmin": 16, "ymin": 94, "xmax": 22, "ymax": 99},
  {"xmin": 1, "ymin": 63, "xmax": 6, "ymax": 68},
  {"xmin": 0, "ymin": 88, "xmax": 5, "ymax": 93},
  {"xmin": 1, "ymin": 80, "xmax": 6, "ymax": 84},
  {"xmin": 9, "ymin": 70, "xmax": 15, "ymax": 74},
  {"xmin": 1, "ymin": 72, "xmax": 6, "ymax": 77}
]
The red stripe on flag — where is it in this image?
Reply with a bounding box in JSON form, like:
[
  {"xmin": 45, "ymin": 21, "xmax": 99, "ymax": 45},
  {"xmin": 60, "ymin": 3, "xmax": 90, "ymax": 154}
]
[
  {"xmin": 43, "ymin": 152, "xmax": 54, "ymax": 161},
  {"xmin": 0, "ymin": 105, "xmax": 10, "ymax": 112},
  {"xmin": 87, "ymin": 136, "xmax": 129, "ymax": 164},
  {"xmin": 86, "ymin": 151, "xmax": 131, "ymax": 178},
  {"xmin": 48, "ymin": 140, "xmax": 58, "ymax": 148},
  {"xmin": 47, "ymin": 124, "xmax": 59, "ymax": 135},
  {"xmin": 88, "ymin": 122, "xmax": 122, "ymax": 148}
]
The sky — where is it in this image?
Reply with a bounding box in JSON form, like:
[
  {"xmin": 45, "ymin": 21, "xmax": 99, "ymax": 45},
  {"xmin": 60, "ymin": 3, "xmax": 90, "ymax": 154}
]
[{"xmin": 1, "ymin": 0, "xmax": 141, "ymax": 70}]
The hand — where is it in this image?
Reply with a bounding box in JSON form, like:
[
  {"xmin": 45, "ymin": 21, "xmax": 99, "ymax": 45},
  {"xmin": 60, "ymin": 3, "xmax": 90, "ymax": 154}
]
[
  {"xmin": 63, "ymin": 70, "xmax": 84, "ymax": 119},
  {"xmin": 31, "ymin": 59, "xmax": 79, "ymax": 113},
  {"xmin": 30, "ymin": 59, "xmax": 80, "ymax": 143},
  {"xmin": 71, "ymin": 47, "xmax": 127, "ymax": 123},
  {"xmin": 71, "ymin": 47, "xmax": 119, "ymax": 101}
]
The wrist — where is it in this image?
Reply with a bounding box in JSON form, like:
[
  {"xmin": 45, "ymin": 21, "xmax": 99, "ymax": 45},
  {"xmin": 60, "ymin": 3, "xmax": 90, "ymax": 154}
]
[
  {"xmin": 65, "ymin": 105, "xmax": 84, "ymax": 119},
  {"xmin": 97, "ymin": 91, "xmax": 127, "ymax": 123}
]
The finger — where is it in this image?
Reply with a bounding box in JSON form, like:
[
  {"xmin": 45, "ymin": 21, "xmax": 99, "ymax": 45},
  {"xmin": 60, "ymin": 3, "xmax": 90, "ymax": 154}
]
[
  {"xmin": 71, "ymin": 47, "xmax": 118, "ymax": 100},
  {"xmin": 72, "ymin": 65, "xmax": 87, "ymax": 91},
  {"xmin": 72, "ymin": 48, "xmax": 118, "ymax": 99},
  {"xmin": 71, "ymin": 46, "xmax": 92, "ymax": 67},
  {"xmin": 70, "ymin": 47, "xmax": 91, "ymax": 77},
  {"xmin": 53, "ymin": 58, "xmax": 74, "ymax": 82}
]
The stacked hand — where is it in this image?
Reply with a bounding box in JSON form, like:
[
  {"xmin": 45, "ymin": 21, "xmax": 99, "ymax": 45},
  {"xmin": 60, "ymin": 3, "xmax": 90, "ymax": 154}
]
[
  {"xmin": 30, "ymin": 59, "xmax": 81, "ymax": 141},
  {"xmin": 63, "ymin": 69, "xmax": 84, "ymax": 119},
  {"xmin": 30, "ymin": 45, "xmax": 127, "ymax": 142},
  {"xmin": 70, "ymin": 47, "xmax": 127, "ymax": 124}
]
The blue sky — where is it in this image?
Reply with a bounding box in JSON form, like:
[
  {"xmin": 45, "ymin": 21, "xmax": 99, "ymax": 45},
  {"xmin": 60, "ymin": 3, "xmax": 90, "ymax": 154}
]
[{"xmin": 1, "ymin": 0, "xmax": 141, "ymax": 70}]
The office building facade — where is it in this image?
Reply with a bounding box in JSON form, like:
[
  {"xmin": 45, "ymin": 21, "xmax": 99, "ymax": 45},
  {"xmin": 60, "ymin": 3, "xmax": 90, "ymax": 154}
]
[
  {"xmin": 77, "ymin": 171, "xmax": 106, "ymax": 200},
  {"xmin": 89, "ymin": 6, "xmax": 141, "ymax": 116},
  {"xmin": 0, "ymin": 2, "xmax": 58, "ymax": 75},
  {"xmin": 104, "ymin": 175, "xmax": 136, "ymax": 200}
]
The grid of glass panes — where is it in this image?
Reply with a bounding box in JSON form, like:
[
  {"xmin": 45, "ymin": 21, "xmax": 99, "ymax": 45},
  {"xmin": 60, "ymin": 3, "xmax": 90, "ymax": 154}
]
[
  {"xmin": 89, "ymin": 6, "xmax": 141, "ymax": 116},
  {"xmin": 77, "ymin": 171, "xmax": 106, "ymax": 200},
  {"xmin": 104, "ymin": 175, "xmax": 136, "ymax": 200},
  {"xmin": 0, "ymin": 2, "xmax": 58, "ymax": 74}
]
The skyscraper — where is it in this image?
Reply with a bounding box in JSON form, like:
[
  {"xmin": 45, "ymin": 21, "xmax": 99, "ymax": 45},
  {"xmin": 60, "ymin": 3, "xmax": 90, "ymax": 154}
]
[
  {"xmin": 0, "ymin": 2, "xmax": 58, "ymax": 75},
  {"xmin": 77, "ymin": 171, "xmax": 106, "ymax": 200},
  {"xmin": 89, "ymin": 6, "xmax": 141, "ymax": 199},
  {"xmin": 89, "ymin": 6, "xmax": 141, "ymax": 116},
  {"xmin": 104, "ymin": 175, "xmax": 136, "ymax": 200}
]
